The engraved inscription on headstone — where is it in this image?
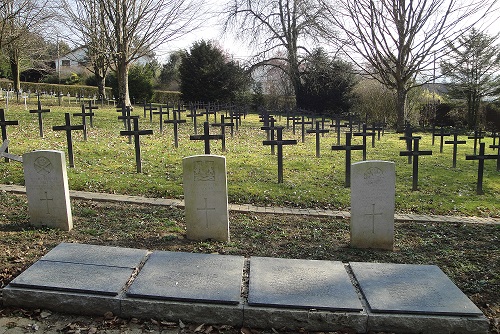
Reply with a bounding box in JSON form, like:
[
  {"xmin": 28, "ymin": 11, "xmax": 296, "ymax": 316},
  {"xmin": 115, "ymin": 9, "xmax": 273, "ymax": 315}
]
[
  {"xmin": 183, "ymin": 155, "xmax": 229, "ymax": 241},
  {"xmin": 351, "ymin": 161, "xmax": 395, "ymax": 250},
  {"xmin": 23, "ymin": 150, "xmax": 73, "ymax": 231}
]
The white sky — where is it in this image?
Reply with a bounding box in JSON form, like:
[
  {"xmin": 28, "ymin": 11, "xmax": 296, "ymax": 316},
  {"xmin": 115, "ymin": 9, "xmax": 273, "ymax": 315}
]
[{"xmin": 157, "ymin": 0, "xmax": 500, "ymax": 64}]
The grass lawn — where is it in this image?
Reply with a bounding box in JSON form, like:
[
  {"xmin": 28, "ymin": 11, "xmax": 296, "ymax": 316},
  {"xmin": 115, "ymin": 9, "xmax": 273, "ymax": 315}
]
[
  {"xmin": 0, "ymin": 102, "xmax": 498, "ymax": 217},
  {"xmin": 0, "ymin": 99, "xmax": 498, "ymax": 333}
]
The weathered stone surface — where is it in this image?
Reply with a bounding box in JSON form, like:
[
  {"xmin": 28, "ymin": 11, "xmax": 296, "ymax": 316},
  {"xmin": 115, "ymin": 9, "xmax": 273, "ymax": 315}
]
[
  {"xmin": 243, "ymin": 306, "xmax": 368, "ymax": 333},
  {"xmin": 350, "ymin": 262, "xmax": 484, "ymax": 316},
  {"xmin": 127, "ymin": 251, "xmax": 244, "ymax": 304},
  {"xmin": 247, "ymin": 257, "xmax": 362, "ymax": 311},
  {"xmin": 121, "ymin": 298, "xmax": 244, "ymax": 327},
  {"xmin": 40, "ymin": 242, "xmax": 148, "ymax": 268},
  {"xmin": 23, "ymin": 150, "xmax": 72, "ymax": 231},
  {"xmin": 351, "ymin": 160, "xmax": 395, "ymax": 250},
  {"xmin": 3, "ymin": 286, "xmax": 121, "ymax": 316},
  {"xmin": 8, "ymin": 260, "xmax": 134, "ymax": 296},
  {"xmin": 367, "ymin": 312, "xmax": 489, "ymax": 334},
  {"xmin": 182, "ymin": 155, "xmax": 229, "ymax": 241}
]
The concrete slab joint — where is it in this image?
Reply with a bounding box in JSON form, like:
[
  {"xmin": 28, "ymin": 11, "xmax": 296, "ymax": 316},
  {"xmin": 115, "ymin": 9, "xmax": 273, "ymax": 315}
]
[{"xmin": 2, "ymin": 243, "xmax": 490, "ymax": 334}]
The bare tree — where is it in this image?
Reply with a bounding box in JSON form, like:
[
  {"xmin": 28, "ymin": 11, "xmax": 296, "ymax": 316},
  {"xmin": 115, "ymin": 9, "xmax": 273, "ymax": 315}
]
[
  {"xmin": 60, "ymin": 0, "xmax": 111, "ymax": 101},
  {"xmin": 0, "ymin": 0, "xmax": 52, "ymax": 92},
  {"xmin": 223, "ymin": 0, "xmax": 333, "ymax": 107},
  {"xmin": 96, "ymin": 0, "xmax": 204, "ymax": 107},
  {"xmin": 323, "ymin": 0, "xmax": 497, "ymax": 131}
]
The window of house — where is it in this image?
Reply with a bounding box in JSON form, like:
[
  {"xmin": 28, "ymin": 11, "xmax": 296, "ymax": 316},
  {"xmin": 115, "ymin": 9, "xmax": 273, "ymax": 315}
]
[{"xmin": 61, "ymin": 60, "xmax": 70, "ymax": 67}]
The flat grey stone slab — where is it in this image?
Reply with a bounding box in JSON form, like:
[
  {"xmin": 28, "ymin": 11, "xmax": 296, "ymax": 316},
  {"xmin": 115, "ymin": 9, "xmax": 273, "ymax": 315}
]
[
  {"xmin": 126, "ymin": 251, "xmax": 244, "ymax": 305},
  {"xmin": 41, "ymin": 242, "xmax": 148, "ymax": 268},
  {"xmin": 248, "ymin": 257, "xmax": 363, "ymax": 311},
  {"xmin": 8, "ymin": 260, "xmax": 134, "ymax": 296},
  {"xmin": 350, "ymin": 262, "xmax": 484, "ymax": 316}
]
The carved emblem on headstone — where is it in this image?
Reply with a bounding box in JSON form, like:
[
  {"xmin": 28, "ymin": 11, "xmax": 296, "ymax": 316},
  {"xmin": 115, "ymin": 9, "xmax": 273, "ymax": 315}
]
[
  {"xmin": 194, "ymin": 161, "xmax": 215, "ymax": 181},
  {"xmin": 364, "ymin": 167, "xmax": 384, "ymax": 184},
  {"xmin": 34, "ymin": 156, "xmax": 53, "ymax": 175}
]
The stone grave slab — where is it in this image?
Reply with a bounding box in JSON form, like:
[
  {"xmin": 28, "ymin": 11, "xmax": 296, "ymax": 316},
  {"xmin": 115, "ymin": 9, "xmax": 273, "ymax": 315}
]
[
  {"xmin": 40, "ymin": 242, "xmax": 148, "ymax": 268},
  {"xmin": 247, "ymin": 257, "xmax": 363, "ymax": 311},
  {"xmin": 182, "ymin": 155, "xmax": 229, "ymax": 241},
  {"xmin": 23, "ymin": 150, "xmax": 72, "ymax": 231},
  {"xmin": 8, "ymin": 260, "xmax": 134, "ymax": 296},
  {"xmin": 350, "ymin": 262, "xmax": 484, "ymax": 316},
  {"xmin": 126, "ymin": 251, "xmax": 244, "ymax": 304},
  {"xmin": 351, "ymin": 160, "xmax": 395, "ymax": 250}
]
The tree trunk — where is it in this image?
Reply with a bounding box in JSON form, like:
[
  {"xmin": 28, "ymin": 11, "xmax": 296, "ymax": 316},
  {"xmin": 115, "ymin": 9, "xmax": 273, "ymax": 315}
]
[
  {"xmin": 9, "ymin": 49, "xmax": 20, "ymax": 93},
  {"xmin": 395, "ymin": 87, "xmax": 407, "ymax": 132},
  {"xmin": 117, "ymin": 59, "xmax": 131, "ymax": 108}
]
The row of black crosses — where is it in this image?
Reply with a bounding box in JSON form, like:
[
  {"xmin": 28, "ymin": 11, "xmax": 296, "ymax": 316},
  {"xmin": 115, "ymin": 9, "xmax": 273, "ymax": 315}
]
[
  {"xmin": 399, "ymin": 124, "xmax": 499, "ymax": 194},
  {"xmin": 1, "ymin": 101, "xmax": 499, "ymax": 193}
]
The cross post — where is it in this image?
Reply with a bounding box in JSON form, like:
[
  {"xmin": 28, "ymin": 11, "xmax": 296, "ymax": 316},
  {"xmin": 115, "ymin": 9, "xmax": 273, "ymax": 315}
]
[
  {"xmin": 52, "ymin": 113, "xmax": 85, "ymax": 168},
  {"xmin": 444, "ymin": 132, "xmax": 467, "ymax": 168},
  {"xmin": 164, "ymin": 109, "xmax": 186, "ymax": 148},
  {"xmin": 0, "ymin": 109, "xmax": 19, "ymax": 162},
  {"xmin": 212, "ymin": 115, "xmax": 234, "ymax": 152},
  {"xmin": 306, "ymin": 120, "xmax": 330, "ymax": 157},
  {"xmin": 190, "ymin": 121, "xmax": 224, "ymax": 154},
  {"xmin": 29, "ymin": 104, "xmax": 50, "ymax": 138},
  {"xmin": 84, "ymin": 100, "xmax": 98, "ymax": 127},
  {"xmin": 120, "ymin": 117, "xmax": 153, "ymax": 173},
  {"xmin": 353, "ymin": 123, "xmax": 374, "ymax": 161},
  {"xmin": 399, "ymin": 138, "xmax": 432, "ymax": 191},
  {"xmin": 263, "ymin": 126, "xmax": 297, "ymax": 183},
  {"xmin": 433, "ymin": 127, "xmax": 451, "ymax": 153},
  {"xmin": 468, "ymin": 129, "xmax": 484, "ymax": 155},
  {"xmin": 332, "ymin": 132, "xmax": 364, "ymax": 187},
  {"xmin": 73, "ymin": 104, "xmax": 94, "ymax": 141},
  {"xmin": 466, "ymin": 142, "xmax": 498, "ymax": 194}
]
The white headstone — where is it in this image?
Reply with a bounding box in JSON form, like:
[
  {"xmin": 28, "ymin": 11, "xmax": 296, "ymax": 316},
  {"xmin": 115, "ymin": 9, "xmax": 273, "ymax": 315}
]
[
  {"xmin": 351, "ymin": 160, "xmax": 395, "ymax": 250},
  {"xmin": 182, "ymin": 155, "xmax": 229, "ymax": 242},
  {"xmin": 23, "ymin": 150, "xmax": 73, "ymax": 231}
]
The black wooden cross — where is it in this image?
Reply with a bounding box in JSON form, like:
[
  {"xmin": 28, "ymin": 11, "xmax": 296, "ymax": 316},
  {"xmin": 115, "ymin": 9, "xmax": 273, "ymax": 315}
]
[
  {"xmin": 489, "ymin": 143, "xmax": 500, "ymax": 172},
  {"xmin": 0, "ymin": 109, "xmax": 19, "ymax": 163},
  {"xmin": 73, "ymin": 104, "xmax": 94, "ymax": 141},
  {"xmin": 295, "ymin": 115, "xmax": 313, "ymax": 143},
  {"xmin": 164, "ymin": 110, "xmax": 186, "ymax": 148},
  {"xmin": 330, "ymin": 114, "xmax": 347, "ymax": 145},
  {"xmin": 490, "ymin": 131, "xmax": 499, "ymax": 147},
  {"xmin": 343, "ymin": 113, "xmax": 356, "ymax": 133},
  {"xmin": 433, "ymin": 127, "xmax": 451, "ymax": 153},
  {"xmin": 263, "ymin": 126, "xmax": 297, "ymax": 183},
  {"xmin": 120, "ymin": 118, "xmax": 153, "ymax": 173},
  {"xmin": 211, "ymin": 115, "xmax": 234, "ymax": 152},
  {"xmin": 143, "ymin": 102, "xmax": 157, "ymax": 123},
  {"xmin": 202, "ymin": 105, "xmax": 217, "ymax": 123},
  {"xmin": 190, "ymin": 121, "xmax": 224, "ymax": 154},
  {"xmin": 172, "ymin": 102, "xmax": 186, "ymax": 121},
  {"xmin": 399, "ymin": 138, "xmax": 432, "ymax": 191},
  {"xmin": 186, "ymin": 105, "xmax": 203, "ymax": 135},
  {"xmin": 332, "ymin": 132, "xmax": 364, "ymax": 187},
  {"xmin": 399, "ymin": 125, "xmax": 421, "ymax": 164},
  {"xmin": 353, "ymin": 123, "xmax": 375, "ymax": 160},
  {"xmin": 307, "ymin": 121, "xmax": 330, "ymax": 158},
  {"xmin": 29, "ymin": 103, "xmax": 50, "ymax": 138},
  {"xmin": 52, "ymin": 113, "xmax": 84, "ymax": 168},
  {"xmin": 466, "ymin": 143, "xmax": 498, "ymax": 194},
  {"xmin": 153, "ymin": 105, "xmax": 171, "ymax": 133},
  {"xmin": 117, "ymin": 106, "xmax": 139, "ymax": 143},
  {"xmin": 468, "ymin": 129, "xmax": 484, "ymax": 155},
  {"xmin": 261, "ymin": 117, "xmax": 278, "ymax": 155},
  {"xmin": 444, "ymin": 132, "xmax": 467, "ymax": 168},
  {"xmin": 84, "ymin": 101, "xmax": 98, "ymax": 127},
  {"xmin": 369, "ymin": 123, "xmax": 384, "ymax": 141}
]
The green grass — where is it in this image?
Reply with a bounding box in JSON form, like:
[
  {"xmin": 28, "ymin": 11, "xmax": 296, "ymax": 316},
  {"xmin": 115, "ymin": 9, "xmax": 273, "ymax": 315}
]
[{"xmin": 0, "ymin": 101, "xmax": 498, "ymax": 217}]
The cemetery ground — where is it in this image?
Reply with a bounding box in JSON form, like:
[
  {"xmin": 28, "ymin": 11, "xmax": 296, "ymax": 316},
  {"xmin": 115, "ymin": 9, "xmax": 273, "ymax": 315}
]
[
  {"xmin": 0, "ymin": 103, "xmax": 499, "ymax": 333},
  {"xmin": 0, "ymin": 193, "xmax": 498, "ymax": 333}
]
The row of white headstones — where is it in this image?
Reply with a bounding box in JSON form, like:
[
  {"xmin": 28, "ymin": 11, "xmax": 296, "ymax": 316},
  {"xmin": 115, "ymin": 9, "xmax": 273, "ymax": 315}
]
[{"xmin": 22, "ymin": 150, "xmax": 395, "ymax": 250}]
